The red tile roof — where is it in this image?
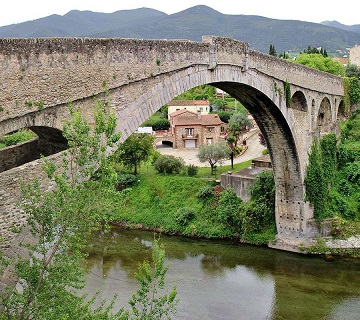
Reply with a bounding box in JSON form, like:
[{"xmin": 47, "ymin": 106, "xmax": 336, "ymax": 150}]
[{"xmin": 171, "ymin": 112, "xmax": 224, "ymax": 126}]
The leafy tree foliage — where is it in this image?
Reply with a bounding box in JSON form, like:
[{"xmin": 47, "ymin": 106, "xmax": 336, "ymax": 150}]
[
  {"xmin": 242, "ymin": 170, "xmax": 276, "ymax": 243},
  {"xmin": 294, "ymin": 53, "xmax": 345, "ymax": 76},
  {"xmin": 345, "ymin": 64, "xmax": 360, "ymax": 78},
  {"xmin": 304, "ymin": 137, "xmax": 329, "ymax": 220},
  {"xmin": 174, "ymin": 84, "xmax": 216, "ymax": 103},
  {"xmin": 269, "ymin": 44, "xmax": 277, "ymax": 56},
  {"xmin": 114, "ymin": 133, "xmax": 154, "ymax": 174},
  {"xmin": 228, "ymin": 111, "xmax": 253, "ymax": 146},
  {"xmin": 0, "ymin": 129, "xmax": 37, "ymax": 147},
  {"xmin": 216, "ymin": 189, "xmax": 243, "ymax": 230},
  {"xmin": 0, "ymin": 103, "xmax": 121, "ymax": 319},
  {"xmin": 153, "ymin": 154, "xmax": 185, "ymax": 174},
  {"xmin": 0, "ymin": 103, "xmax": 179, "ymax": 319},
  {"xmin": 197, "ymin": 140, "xmax": 229, "ymax": 175},
  {"xmin": 217, "ymin": 110, "xmax": 233, "ymax": 123},
  {"xmin": 301, "ymin": 46, "xmax": 328, "ymax": 57},
  {"xmin": 214, "ymin": 98, "xmax": 227, "ymax": 111},
  {"xmin": 142, "ymin": 118, "xmax": 170, "ymax": 130},
  {"xmin": 117, "ymin": 240, "xmax": 179, "ymax": 319}
]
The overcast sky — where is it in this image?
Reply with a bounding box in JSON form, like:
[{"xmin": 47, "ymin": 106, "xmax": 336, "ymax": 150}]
[{"xmin": 0, "ymin": 0, "xmax": 359, "ymax": 27}]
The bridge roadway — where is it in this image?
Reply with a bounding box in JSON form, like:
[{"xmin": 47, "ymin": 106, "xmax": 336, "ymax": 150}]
[{"xmin": 0, "ymin": 35, "xmax": 352, "ymax": 253}]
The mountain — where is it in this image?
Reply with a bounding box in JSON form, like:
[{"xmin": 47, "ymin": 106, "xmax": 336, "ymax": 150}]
[
  {"xmin": 1, "ymin": 5, "xmax": 360, "ymax": 55},
  {"xmin": 321, "ymin": 20, "xmax": 360, "ymax": 34}
]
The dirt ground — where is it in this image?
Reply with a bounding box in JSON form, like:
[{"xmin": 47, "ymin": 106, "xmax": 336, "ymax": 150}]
[{"xmin": 155, "ymin": 128, "xmax": 265, "ymax": 167}]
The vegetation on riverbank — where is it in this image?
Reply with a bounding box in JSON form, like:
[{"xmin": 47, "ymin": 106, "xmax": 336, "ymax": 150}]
[
  {"xmin": 107, "ymin": 168, "xmax": 276, "ymax": 245},
  {"xmin": 305, "ymin": 109, "xmax": 360, "ymax": 239}
]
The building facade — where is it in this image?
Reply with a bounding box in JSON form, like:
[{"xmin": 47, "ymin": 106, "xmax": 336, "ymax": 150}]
[
  {"xmin": 167, "ymin": 100, "xmax": 210, "ymax": 117},
  {"xmin": 156, "ymin": 109, "xmax": 227, "ymax": 148}
]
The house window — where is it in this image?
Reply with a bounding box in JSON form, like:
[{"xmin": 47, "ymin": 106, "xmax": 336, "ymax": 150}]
[
  {"xmin": 220, "ymin": 126, "xmax": 225, "ymax": 133},
  {"xmin": 207, "ymin": 138, "xmax": 213, "ymax": 145},
  {"xmin": 186, "ymin": 128, "xmax": 194, "ymax": 137},
  {"xmin": 199, "ymin": 107, "xmax": 203, "ymax": 111},
  {"xmin": 207, "ymin": 127, "xmax": 214, "ymax": 132}
]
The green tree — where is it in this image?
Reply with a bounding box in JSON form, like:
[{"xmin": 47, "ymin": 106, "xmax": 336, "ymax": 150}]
[
  {"xmin": 242, "ymin": 170, "xmax": 276, "ymax": 243},
  {"xmin": 346, "ymin": 64, "xmax": 360, "ymax": 78},
  {"xmin": 0, "ymin": 103, "xmax": 179, "ymax": 319},
  {"xmin": 115, "ymin": 133, "xmax": 154, "ymax": 174},
  {"xmin": 269, "ymin": 44, "xmax": 277, "ymax": 56},
  {"xmin": 198, "ymin": 140, "xmax": 229, "ymax": 175},
  {"xmin": 228, "ymin": 111, "xmax": 253, "ymax": 146},
  {"xmin": 174, "ymin": 85, "xmax": 216, "ymax": 103},
  {"xmin": 153, "ymin": 154, "xmax": 185, "ymax": 174},
  {"xmin": 304, "ymin": 137, "xmax": 329, "ymax": 220},
  {"xmin": 0, "ymin": 103, "xmax": 121, "ymax": 319},
  {"xmin": 294, "ymin": 53, "xmax": 345, "ymax": 76},
  {"xmin": 214, "ymin": 98, "xmax": 227, "ymax": 111},
  {"xmin": 118, "ymin": 240, "xmax": 179, "ymax": 319}
]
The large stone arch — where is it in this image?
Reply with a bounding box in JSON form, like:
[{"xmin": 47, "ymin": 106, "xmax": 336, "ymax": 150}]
[{"xmin": 107, "ymin": 64, "xmax": 311, "ymax": 241}]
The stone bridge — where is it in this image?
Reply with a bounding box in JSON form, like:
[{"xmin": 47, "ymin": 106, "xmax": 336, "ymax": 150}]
[{"xmin": 0, "ymin": 36, "xmax": 345, "ymax": 251}]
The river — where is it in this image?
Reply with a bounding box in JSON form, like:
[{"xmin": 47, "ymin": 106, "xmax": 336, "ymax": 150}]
[{"xmin": 83, "ymin": 228, "xmax": 360, "ymax": 320}]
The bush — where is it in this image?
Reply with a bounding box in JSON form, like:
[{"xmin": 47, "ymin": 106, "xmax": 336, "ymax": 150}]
[
  {"xmin": 174, "ymin": 207, "xmax": 195, "ymax": 226},
  {"xmin": 142, "ymin": 118, "xmax": 170, "ymax": 130},
  {"xmin": 187, "ymin": 164, "xmax": 199, "ymax": 176},
  {"xmin": 1, "ymin": 130, "xmax": 36, "ymax": 146},
  {"xmin": 116, "ymin": 173, "xmax": 138, "ymax": 190},
  {"xmin": 153, "ymin": 155, "xmax": 185, "ymax": 174},
  {"xmin": 216, "ymin": 189, "xmax": 243, "ymax": 229},
  {"xmin": 196, "ymin": 185, "xmax": 214, "ymax": 201}
]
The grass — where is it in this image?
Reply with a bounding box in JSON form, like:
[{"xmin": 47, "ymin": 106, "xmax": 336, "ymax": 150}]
[
  {"xmin": 117, "ymin": 158, "xmax": 252, "ymax": 179},
  {"xmin": 196, "ymin": 160, "xmax": 252, "ymax": 179}
]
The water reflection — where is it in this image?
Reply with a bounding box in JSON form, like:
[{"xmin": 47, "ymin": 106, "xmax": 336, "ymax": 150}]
[{"xmin": 83, "ymin": 228, "xmax": 360, "ymax": 320}]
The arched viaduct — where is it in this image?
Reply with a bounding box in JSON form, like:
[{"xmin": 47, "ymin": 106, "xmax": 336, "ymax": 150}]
[{"xmin": 0, "ymin": 36, "xmax": 344, "ymax": 251}]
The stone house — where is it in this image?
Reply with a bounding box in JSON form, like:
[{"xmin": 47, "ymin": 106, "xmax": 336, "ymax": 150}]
[
  {"xmin": 168, "ymin": 109, "xmax": 227, "ymax": 148},
  {"xmin": 167, "ymin": 100, "xmax": 210, "ymax": 117}
]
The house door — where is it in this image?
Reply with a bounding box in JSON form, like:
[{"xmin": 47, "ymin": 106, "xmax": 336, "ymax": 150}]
[{"xmin": 185, "ymin": 140, "xmax": 196, "ymax": 148}]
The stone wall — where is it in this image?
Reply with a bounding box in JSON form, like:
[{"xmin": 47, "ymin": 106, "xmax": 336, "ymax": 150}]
[
  {"xmin": 350, "ymin": 45, "xmax": 360, "ymax": 67},
  {"xmin": 0, "ymin": 138, "xmax": 67, "ymax": 172},
  {"xmin": 0, "ymin": 152, "xmax": 62, "ymax": 249}
]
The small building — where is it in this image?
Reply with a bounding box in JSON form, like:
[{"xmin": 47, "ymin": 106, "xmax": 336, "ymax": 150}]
[
  {"xmin": 167, "ymin": 100, "xmax": 210, "ymax": 117},
  {"xmin": 332, "ymin": 56, "xmax": 348, "ymax": 67},
  {"xmin": 154, "ymin": 109, "xmax": 227, "ymax": 149}
]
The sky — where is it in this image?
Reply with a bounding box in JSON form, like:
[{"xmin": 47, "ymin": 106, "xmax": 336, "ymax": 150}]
[{"xmin": 0, "ymin": 0, "xmax": 359, "ymax": 27}]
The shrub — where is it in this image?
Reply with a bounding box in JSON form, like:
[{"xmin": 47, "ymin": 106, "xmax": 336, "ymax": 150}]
[
  {"xmin": 1, "ymin": 130, "xmax": 37, "ymax": 146},
  {"xmin": 116, "ymin": 173, "xmax": 138, "ymax": 190},
  {"xmin": 196, "ymin": 185, "xmax": 214, "ymax": 201},
  {"xmin": 174, "ymin": 207, "xmax": 195, "ymax": 226},
  {"xmin": 187, "ymin": 164, "xmax": 199, "ymax": 176},
  {"xmin": 153, "ymin": 155, "xmax": 185, "ymax": 174},
  {"xmin": 142, "ymin": 118, "xmax": 170, "ymax": 130},
  {"xmin": 216, "ymin": 189, "xmax": 243, "ymax": 229}
]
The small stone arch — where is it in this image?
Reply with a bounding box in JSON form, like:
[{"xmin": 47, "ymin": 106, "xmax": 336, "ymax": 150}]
[
  {"xmin": 290, "ymin": 91, "xmax": 308, "ymax": 112},
  {"xmin": 337, "ymin": 99, "xmax": 347, "ymax": 121},
  {"xmin": 317, "ymin": 97, "xmax": 332, "ymax": 133},
  {"xmin": 0, "ymin": 126, "xmax": 68, "ymax": 172}
]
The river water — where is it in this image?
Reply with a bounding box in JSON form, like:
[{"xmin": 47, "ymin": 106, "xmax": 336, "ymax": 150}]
[{"xmin": 83, "ymin": 228, "xmax": 360, "ymax": 320}]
